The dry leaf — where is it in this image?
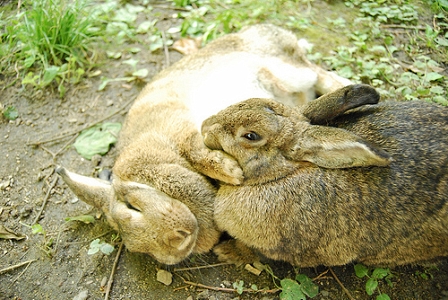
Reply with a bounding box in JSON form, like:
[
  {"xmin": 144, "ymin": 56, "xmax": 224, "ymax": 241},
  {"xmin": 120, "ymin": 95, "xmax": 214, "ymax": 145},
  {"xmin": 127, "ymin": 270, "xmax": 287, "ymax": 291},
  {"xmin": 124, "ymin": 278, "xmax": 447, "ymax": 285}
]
[
  {"xmin": 172, "ymin": 38, "xmax": 202, "ymax": 55},
  {"xmin": 0, "ymin": 224, "xmax": 25, "ymax": 240}
]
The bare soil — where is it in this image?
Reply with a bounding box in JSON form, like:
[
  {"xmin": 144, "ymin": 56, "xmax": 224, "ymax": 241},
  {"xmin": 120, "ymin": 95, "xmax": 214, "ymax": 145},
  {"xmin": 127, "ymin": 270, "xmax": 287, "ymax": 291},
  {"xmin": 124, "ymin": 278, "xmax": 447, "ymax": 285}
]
[{"xmin": 1, "ymin": 2, "xmax": 448, "ymax": 300}]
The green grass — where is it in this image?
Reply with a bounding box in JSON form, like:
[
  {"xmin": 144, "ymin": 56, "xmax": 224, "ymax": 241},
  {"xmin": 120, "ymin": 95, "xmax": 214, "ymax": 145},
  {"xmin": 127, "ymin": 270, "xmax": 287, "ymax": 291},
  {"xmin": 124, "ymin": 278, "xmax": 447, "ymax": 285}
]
[
  {"xmin": 1, "ymin": 0, "xmax": 98, "ymax": 96},
  {"xmin": 0, "ymin": 0, "xmax": 446, "ymax": 104}
]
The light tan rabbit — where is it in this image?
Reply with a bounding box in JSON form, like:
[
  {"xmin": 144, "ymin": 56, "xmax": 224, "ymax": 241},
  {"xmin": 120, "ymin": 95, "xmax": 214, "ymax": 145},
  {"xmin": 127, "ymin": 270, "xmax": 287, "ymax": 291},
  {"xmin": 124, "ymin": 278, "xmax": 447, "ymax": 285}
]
[
  {"xmin": 57, "ymin": 24, "xmax": 352, "ymax": 265},
  {"xmin": 202, "ymin": 84, "xmax": 448, "ymax": 267}
]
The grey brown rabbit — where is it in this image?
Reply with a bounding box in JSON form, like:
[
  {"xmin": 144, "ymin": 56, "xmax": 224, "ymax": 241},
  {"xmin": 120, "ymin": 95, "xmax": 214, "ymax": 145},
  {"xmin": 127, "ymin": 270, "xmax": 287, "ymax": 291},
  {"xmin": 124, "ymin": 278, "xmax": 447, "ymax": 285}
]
[
  {"xmin": 202, "ymin": 84, "xmax": 448, "ymax": 267},
  {"xmin": 56, "ymin": 24, "xmax": 352, "ymax": 265}
]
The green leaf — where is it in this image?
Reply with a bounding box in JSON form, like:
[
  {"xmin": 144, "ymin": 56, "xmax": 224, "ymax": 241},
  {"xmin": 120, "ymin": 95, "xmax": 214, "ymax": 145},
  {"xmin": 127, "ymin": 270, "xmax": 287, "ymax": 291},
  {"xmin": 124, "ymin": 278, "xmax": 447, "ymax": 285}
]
[
  {"xmin": 354, "ymin": 264, "xmax": 369, "ymax": 278},
  {"xmin": 100, "ymin": 243, "xmax": 115, "ymax": 255},
  {"xmin": 31, "ymin": 224, "xmax": 44, "ymax": 235},
  {"xmin": 372, "ymin": 268, "xmax": 390, "ymax": 279},
  {"xmin": 3, "ymin": 106, "xmax": 19, "ymax": 120},
  {"xmin": 425, "ymin": 72, "xmax": 443, "ymax": 82},
  {"xmin": 73, "ymin": 123, "xmax": 122, "ymax": 160},
  {"xmin": 106, "ymin": 51, "xmax": 122, "ymax": 59},
  {"xmin": 377, "ymin": 293, "xmax": 391, "ymax": 300},
  {"xmin": 136, "ymin": 20, "xmax": 156, "ymax": 33},
  {"xmin": 123, "ymin": 58, "xmax": 138, "ymax": 69},
  {"xmin": 280, "ymin": 278, "xmax": 306, "ymax": 300},
  {"xmin": 232, "ymin": 280, "xmax": 244, "ymax": 295},
  {"xmin": 132, "ymin": 68, "xmax": 148, "ymax": 78},
  {"xmin": 42, "ymin": 65, "xmax": 60, "ymax": 86},
  {"xmin": 366, "ymin": 278, "xmax": 378, "ymax": 296},
  {"xmin": 65, "ymin": 215, "xmax": 96, "ymax": 224},
  {"xmin": 296, "ymin": 274, "xmax": 319, "ymax": 298},
  {"xmin": 88, "ymin": 238, "xmax": 101, "ymax": 254}
]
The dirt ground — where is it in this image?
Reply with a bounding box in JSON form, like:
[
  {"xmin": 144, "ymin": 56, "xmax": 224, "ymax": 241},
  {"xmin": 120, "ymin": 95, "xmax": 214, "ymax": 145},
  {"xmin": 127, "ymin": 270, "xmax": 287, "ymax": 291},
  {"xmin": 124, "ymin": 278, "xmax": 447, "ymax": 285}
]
[{"xmin": 1, "ymin": 2, "xmax": 448, "ymax": 300}]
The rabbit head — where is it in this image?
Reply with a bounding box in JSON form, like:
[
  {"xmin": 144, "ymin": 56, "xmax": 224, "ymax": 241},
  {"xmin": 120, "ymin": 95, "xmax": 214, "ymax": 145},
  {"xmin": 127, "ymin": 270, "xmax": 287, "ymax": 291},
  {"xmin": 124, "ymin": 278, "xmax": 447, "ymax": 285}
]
[
  {"xmin": 57, "ymin": 166, "xmax": 217, "ymax": 265},
  {"xmin": 202, "ymin": 85, "xmax": 391, "ymax": 183}
]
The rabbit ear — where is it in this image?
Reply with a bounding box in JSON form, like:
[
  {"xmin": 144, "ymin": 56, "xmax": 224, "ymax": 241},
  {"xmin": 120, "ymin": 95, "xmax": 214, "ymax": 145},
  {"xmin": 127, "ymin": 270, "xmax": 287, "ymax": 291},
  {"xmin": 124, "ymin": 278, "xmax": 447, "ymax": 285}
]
[
  {"xmin": 301, "ymin": 84, "xmax": 380, "ymax": 125},
  {"xmin": 287, "ymin": 126, "xmax": 392, "ymax": 168},
  {"xmin": 56, "ymin": 167, "xmax": 115, "ymax": 222}
]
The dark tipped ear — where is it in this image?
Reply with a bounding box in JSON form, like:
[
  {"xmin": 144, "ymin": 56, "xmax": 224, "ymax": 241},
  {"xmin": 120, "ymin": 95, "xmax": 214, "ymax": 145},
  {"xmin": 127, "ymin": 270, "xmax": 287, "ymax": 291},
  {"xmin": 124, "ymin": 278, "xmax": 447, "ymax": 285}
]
[
  {"xmin": 56, "ymin": 166, "xmax": 113, "ymax": 209},
  {"xmin": 301, "ymin": 84, "xmax": 380, "ymax": 124},
  {"xmin": 286, "ymin": 126, "xmax": 392, "ymax": 168}
]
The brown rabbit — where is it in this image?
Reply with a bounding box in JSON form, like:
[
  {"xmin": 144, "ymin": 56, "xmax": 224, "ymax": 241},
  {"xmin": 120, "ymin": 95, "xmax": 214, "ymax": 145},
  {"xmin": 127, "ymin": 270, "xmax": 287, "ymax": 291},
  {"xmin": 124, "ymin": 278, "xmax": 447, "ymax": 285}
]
[
  {"xmin": 202, "ymin": 84, "xmax": 448, "ymax": 267},
  {"xmin": 57, "ymin": 24, "xmax": 352, "ymax": 265}
]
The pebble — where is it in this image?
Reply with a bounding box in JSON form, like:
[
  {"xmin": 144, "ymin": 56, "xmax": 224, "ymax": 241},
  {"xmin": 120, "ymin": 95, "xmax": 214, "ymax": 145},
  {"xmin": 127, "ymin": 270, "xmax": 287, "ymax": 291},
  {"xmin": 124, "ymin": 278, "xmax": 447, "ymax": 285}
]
[
  {"xmin": 73, "ymin": 290, "xmax": 88, "ymax": 300},
  {"xmin": 156, "ymin": 269, "xmax": 172, "ymax": 286},
  {"xmin": 0, "ymin": 180, "xmax": 10, "ymax": 190}
]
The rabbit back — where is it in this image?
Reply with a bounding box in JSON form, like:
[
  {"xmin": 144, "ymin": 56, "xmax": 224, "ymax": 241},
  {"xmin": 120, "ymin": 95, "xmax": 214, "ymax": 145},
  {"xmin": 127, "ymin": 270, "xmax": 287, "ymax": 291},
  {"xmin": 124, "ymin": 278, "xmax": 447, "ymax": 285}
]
[{"xmin": 214, "ymin": 100, "xmax": 448, "ymax": 267}]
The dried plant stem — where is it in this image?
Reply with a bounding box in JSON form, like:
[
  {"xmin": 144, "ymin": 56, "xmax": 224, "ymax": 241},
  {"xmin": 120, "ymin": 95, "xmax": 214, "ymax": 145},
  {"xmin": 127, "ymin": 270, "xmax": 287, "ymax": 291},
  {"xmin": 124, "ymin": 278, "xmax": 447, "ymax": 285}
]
[
  {"xmin": 183, "ymin": 280, "xmax": 280, "ymax": 294},
  {"xmin": 104, "ymin": 241, "xmax": 124, "ymax": 300},
  {"xmin": 173, "ymin": 262, "xmax": 231, "ymax": 272},
  {"xmin": 0, "ymin": 259, "xmax": 36, "ymax": 275},
  {"xmin": 32, "ymin": 175, "xmax": 58, "ymax": 225},
  {"xmin": 329, "ymin": 267, "xmax": 355, "ymax": 300}
]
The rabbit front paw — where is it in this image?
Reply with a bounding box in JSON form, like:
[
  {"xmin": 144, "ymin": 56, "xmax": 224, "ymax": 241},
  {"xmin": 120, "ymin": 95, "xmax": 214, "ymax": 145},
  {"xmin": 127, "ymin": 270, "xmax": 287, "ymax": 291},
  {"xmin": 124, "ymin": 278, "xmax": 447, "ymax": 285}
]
[
  {"xmin": 207, "ymin": 150, "xmax": 244, "ymax": 185},
  {"xmin": 213, "ymin": 239, "xmax": 259, "ymax": 266}
]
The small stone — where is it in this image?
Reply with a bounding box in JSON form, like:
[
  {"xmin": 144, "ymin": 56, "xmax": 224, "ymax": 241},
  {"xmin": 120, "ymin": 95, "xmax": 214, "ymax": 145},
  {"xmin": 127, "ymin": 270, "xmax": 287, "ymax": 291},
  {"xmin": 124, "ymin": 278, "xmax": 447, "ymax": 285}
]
[
  {"xmin": 245, "ymin": 263, "xmax": 262, "ymax": 276},
  {"xmin": 91, "ymin": 154, "xmax": 102, "ymax": 166},
  {"xmin": 196, "ymin": 290, "xmax": 209, "ymax": 299},
  {"xmin": 320, "ymin": 290, "xmax": 329, "ymax": 297},
  {"xmin": 19, "ymin": 205, "xmax": 33, "ymax": 218},
  {"xmin": 101, "ymin": 276, "xmax": 108, "ymax": 287},
  {"xmin": 156, "ymin": 269, "xmax": 172, "ymax": 286},
  {"xmin": 73, "ymin": 290, "xmax": 88, "ymax": 300},
  {"xmin": 0, "ymin": 180, "xmax": 10, "ymax": 190}
]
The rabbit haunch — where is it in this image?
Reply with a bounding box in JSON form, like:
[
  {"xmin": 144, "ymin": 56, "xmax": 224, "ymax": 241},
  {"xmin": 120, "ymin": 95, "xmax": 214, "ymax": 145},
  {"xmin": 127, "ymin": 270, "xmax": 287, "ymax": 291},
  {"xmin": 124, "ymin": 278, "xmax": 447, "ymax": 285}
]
[
  {"xmin": 202, "ymin": 84, "xmax": 448, "ymax": 267},
  {"xmin": 56, "ymin": 24, "xmax": 352, "ymax": 265}
]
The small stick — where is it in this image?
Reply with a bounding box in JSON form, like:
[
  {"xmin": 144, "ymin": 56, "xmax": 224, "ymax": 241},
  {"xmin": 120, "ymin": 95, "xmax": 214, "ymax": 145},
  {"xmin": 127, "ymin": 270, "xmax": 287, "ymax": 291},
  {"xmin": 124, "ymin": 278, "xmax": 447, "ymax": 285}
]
[
  {"xmin": 173, "ymin": 262, "xmax": 231, "ymax": 272},
  {"xmin": 0, "ymin": 259, "xmax": 36, "ymax": 275},
  {"xmin": 183, "ymin": 280, "xmax": 281, "ymax": 294},
  {"xmin": 161, "ymin": 31, "xmax": 170, "ymax": 68},
  {"xmin": 313, "ymin": 268, "xmax": 329, "ymax": 281},
  {"xmin": 104, "ymin": 241, "xmax": 124, "ymax": 300},
  {"xmin": 32, "ymin": 175, "xmax": 58, "ymax": 225},
  {"xmin": 28, "ymin": 98, "xmax": 134, "ymax": 146},
  {"xmin": 8, "ymin": 259, "xmax": 35, "ymax": 288},
  {"xmin": 329, "ymin": 267, "xmax": 355, "ymax": 300},
  {"xmin": 380, "ymin": 24, "xmax": 426, "ymax": 30}
]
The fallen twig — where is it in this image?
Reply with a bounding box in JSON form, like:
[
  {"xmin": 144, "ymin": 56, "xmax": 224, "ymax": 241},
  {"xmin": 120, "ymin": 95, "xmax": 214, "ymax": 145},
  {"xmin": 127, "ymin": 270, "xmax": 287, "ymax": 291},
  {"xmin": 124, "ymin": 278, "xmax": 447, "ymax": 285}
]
[
  {"xmin": 183, "ymin": 280, "xmax": 281, "ymax": 294},
  {"xmin": 329, "ymin": 267, "xmax": 355, "ymax": 300},
  {"xmin": 32, "ymin": 174, "xmax": 58, "ymax": 225},
  {"xmin": 8, "ymin": 259, "xmax": 35, "ymax": 288},
  {"xmin": 313, "ymin": 268, "xmax": 330, "ymax": 281},
  {"xmin": 0, "ymin": 259, "xmax": 36, "ymax": 275},
  {"xmin": 28, "ymin": 98, "xmax": 134, "ymax": 146},
  {"xmin": 173, "ymin": 262, "xmax": 231, "ymax": 272},
  {"xmin": 380, "ymin": 24, "xmax": 426, "ymax": 30},
  {"xmin": 40, "ymin": 133, "xmax": 79, "ymax": 161},
  {"xmin": 161, "ymin": 31, "xmax": 170, "ymax": 68},
  {"xmin": 104, "ymin": 241, "xmax": 124, "ymax": 300}
]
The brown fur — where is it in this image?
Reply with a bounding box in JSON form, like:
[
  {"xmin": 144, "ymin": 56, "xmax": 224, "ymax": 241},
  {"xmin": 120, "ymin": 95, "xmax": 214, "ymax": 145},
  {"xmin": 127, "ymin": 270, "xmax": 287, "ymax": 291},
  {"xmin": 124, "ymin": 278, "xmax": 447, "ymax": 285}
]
[
  {"xmin": 202, "ymin": 84, "xmax": 448, "ymax": 267},
  {"xmin": 57, "ymin": 24, "xmax": 352, "ymax": 265}
]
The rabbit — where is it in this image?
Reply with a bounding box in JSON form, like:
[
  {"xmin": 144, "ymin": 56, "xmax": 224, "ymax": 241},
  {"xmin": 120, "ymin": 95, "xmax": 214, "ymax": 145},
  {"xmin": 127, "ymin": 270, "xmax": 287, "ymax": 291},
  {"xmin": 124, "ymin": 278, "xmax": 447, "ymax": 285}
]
[
  {"xmin": 57, "ymin": 24, "xmax": 352, "ymax": 265},
  {"xmin": 201, "ymin": 84, "xmax": 448, "ymax": 267}
]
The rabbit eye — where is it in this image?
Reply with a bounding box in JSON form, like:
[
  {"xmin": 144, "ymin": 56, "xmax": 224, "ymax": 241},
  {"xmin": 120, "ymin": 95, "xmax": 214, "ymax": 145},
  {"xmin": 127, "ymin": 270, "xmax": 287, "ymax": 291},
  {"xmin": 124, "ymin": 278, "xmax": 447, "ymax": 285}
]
[
  {"xmin": 124, "ymin": 200, "xmax": 141, "ymax": 212},
  {"xmin": 242, "ymin": 131, "xmax": 261, "ymax": 141}
]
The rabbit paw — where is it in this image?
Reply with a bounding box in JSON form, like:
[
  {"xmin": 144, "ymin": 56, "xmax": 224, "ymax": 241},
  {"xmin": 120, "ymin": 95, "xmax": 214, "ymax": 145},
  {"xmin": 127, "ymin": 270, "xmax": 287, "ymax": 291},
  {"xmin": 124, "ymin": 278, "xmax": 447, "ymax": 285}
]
[
  {"xmin": 207, "ymin": 150, "xmax": 244, "ymax": 185},
  {"xmin": 213, "ymin": 239, "xmax": 259, "ymax": 267}
]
